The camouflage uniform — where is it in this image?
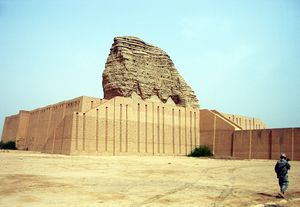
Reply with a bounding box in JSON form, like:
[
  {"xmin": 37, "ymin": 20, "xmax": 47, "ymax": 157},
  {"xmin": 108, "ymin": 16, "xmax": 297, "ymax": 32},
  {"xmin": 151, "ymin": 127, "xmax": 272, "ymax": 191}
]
[{"xmin": 274, "ymin": 154, "xmax": 291, "ymax": 195}]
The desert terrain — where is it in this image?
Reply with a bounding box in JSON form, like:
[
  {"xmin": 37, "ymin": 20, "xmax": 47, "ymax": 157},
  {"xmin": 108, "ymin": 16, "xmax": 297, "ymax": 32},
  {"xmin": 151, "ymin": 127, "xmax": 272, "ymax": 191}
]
[{"xmin": 0, "ymin": 150, "xmax": 299, "ymax": 207}]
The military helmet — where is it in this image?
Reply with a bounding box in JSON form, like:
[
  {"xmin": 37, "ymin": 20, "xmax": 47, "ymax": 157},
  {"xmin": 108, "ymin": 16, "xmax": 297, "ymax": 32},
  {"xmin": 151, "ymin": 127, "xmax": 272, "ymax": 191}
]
[{"xmin": 280, "ymin": 153, "xmax": 287, "ymax": 159}]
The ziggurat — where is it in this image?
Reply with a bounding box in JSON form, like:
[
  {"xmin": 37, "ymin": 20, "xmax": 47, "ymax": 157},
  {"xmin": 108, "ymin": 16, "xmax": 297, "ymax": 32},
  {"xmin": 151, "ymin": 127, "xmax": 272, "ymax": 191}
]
[{"xmin": 2, "ymin": 37, "xmax": 299, "ymax": 160}]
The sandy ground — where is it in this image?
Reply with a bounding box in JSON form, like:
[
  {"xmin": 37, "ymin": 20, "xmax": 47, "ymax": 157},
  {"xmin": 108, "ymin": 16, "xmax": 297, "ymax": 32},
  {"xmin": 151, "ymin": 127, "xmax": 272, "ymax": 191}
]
[{"xmin": 0, "ymin": 150, "xmax": 299, "ymax": 207}]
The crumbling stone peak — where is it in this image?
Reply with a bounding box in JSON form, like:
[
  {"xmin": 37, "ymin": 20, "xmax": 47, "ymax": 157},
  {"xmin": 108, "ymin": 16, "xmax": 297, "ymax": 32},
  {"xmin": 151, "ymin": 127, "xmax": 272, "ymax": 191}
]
[{"xmin": 102, "ymin": 36, "xmax": 199, "ymax": 108}]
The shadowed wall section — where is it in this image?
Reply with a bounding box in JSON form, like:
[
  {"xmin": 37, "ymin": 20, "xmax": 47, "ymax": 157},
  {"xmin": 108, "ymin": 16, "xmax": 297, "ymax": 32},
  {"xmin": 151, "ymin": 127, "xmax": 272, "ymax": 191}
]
[
  {"xmin": 200, "ymin": 109, "xmax": 300, "ymax": 160},
  {"xmin": 1, "ymin": 111, "xmax": 30, "ymax": 147},
  {"xmin": 232, "ymin": 129, "xmax": 298, "ymax": 160},
  {"xmin": 200, "ymin": 109, "xmax": 236, "ymax": 156}
]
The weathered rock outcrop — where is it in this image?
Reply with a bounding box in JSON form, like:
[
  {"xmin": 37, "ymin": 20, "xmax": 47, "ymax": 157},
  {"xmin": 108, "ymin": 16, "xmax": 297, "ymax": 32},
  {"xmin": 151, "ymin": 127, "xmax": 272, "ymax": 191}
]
[{"xmin": 102, "ymin": 36, "xmax": 199, "ymax": 108}]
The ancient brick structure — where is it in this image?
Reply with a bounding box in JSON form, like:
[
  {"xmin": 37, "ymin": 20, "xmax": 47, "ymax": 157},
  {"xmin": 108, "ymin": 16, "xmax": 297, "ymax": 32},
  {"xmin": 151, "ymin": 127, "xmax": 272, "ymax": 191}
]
[
  {"xmin": 1, "ymin": 36, "xmax": 299, "ymax": 160},
  {"xmin": 200, "ymin": 110, "xmax": 300, "ymax": 160},
  {"xmin": 102, "ymin": 36, "xmax": 199, "ymax": 108},
  {"xmin": 1, "ymin": 95, "xmax": 200, "ymax": 155},
  {"xmin": 217, "ymin": 111, "xmax": 267, "ymax": 130},
  {"xmin": 2, "ymin": 103, "xmax": 299, "ymax": 160}
]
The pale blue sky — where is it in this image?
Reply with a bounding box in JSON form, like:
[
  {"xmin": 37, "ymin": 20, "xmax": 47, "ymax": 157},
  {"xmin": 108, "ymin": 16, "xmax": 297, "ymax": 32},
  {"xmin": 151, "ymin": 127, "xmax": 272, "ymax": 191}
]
[{"xmin": 0, "ymin": 0, "xmax": 300, "ymax": 135}]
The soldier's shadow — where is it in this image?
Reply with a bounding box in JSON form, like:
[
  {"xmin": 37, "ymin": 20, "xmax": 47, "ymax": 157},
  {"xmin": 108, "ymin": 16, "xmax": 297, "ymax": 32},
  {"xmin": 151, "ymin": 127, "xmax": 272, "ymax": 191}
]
[{"xmin": 257, "ymin": 192, "xmax": 281, "ymax": 199}]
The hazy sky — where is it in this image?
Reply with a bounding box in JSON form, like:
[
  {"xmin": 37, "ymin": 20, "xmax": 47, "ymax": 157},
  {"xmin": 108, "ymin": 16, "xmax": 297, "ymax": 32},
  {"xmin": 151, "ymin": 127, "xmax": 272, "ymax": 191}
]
[{"xmin": 0, "ymin": 0, "xmax": 299, "ymax": 135}]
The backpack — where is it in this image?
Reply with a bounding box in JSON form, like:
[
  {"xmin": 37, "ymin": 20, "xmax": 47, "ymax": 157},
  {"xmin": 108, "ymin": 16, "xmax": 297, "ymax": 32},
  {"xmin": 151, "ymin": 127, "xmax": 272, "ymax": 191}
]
[{"xmin": 275, "ymin": 160, "xmax": 289, "ymax": 178}]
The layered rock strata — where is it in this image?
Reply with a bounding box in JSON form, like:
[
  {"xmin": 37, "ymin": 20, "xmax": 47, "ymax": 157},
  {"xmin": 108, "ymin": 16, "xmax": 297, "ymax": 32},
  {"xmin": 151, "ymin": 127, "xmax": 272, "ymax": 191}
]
[{"xmin": 102, "ymin": 36, "xmax": 199, "ymax": 108}]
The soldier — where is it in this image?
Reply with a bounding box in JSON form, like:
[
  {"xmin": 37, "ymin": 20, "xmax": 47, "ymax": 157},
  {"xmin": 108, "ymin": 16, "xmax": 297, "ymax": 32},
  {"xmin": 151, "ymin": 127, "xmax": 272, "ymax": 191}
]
[{"xmin": 274, "ymin": 153, "xmax": 291, "ymax": 198}]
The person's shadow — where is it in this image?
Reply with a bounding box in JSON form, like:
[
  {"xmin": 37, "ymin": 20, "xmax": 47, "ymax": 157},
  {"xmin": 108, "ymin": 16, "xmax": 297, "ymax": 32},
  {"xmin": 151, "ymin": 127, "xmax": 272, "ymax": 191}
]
[
  {"xmin": 256, "ymin": 193, "xmax": 286, "ymax": 207},
  {"xmin": 257, "ymin": 192, "xmax": 283, "ymax": 199}
]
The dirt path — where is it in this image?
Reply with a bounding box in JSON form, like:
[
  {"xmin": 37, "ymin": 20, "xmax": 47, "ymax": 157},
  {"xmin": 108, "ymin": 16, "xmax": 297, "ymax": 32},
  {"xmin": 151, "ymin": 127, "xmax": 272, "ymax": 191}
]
[{"xmin": 0, "ymin": 150, "xmax": 299, "ymax": 207}]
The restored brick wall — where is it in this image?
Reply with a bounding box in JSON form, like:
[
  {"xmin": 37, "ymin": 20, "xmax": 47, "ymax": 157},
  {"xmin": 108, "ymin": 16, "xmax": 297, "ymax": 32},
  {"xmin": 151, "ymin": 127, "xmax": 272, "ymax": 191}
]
[
  {"xmin": 233, "ymin": 130, "xmax": 251, "ymax": 159},
  {"xmin": 200, "ymin": 110, "xmax": 299, "ymax": 161},
  {"xmin": 80, "ymin": 96, "xmax": 103, "ymax": 112},
  {"xmin": 200, "ymin": 110, "xmax": 235, "ymax": 156},
  {"xmin": 271, "ymin": 128, "xmax": 293, "ymax": 160},
  {"xmin": 1, "ymin": 115, "xmax": 19, "ymax": 143},
  {"xmin": 1, "ymin": 111, "xmax": 31, "ymax": 149},
  {"xmin": 220, "ymin": 112, "xmax": 267, "ymax": 130},
  {"xmin": 16, "ymin": 111, "xmax": 31, "ymax": 149},
  {"xmin": 70, "ymin": 95, "xmax": 200, "ymax": 156},
  {"xmin": 250, "ymin": 129, "xmax": 272, "ymax": 159},
  {"xmin": 50, "ymin": 114, "xmax": 74, "ymax": 154},
  {"xmin": 37, "ymin": 98, "xmax": 82, "ymax": 154},
  {"xmin": 199, "ymin": 110, "xmax": 215, "ymax": 151},
  {"xmin": 1, "ymin": 96, "xmax": 89, "ymax": 154},
  {"xmin": 2, "ymin": 96, "xmax": 299, "ymax": 160},
  {"xmin": 229, "ymin": 129, "xmax": 298, "ymax": 160},
  {"xmin": 214, "ymin": 130, "xmax": 234, "ymax": 157},
  {"xmin": 293, "ymin": 128, "xmax": 300, "ymax": 160}
]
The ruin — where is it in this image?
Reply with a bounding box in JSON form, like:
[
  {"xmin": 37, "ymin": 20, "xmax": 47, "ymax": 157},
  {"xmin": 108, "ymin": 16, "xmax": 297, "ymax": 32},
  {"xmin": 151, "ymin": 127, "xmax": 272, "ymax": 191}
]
[
  {"xmin": 103, "ymin": 36, "xmax": 199, "ymax": 108},
  {"xmin": 1, "ymin": 36, "xmax": 299, "ymax": 160}
]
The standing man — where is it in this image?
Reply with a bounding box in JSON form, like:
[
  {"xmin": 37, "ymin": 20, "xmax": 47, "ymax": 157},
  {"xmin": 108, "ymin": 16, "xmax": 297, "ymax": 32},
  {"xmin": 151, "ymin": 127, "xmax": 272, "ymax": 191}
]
[{"xmin": 274, "ymin": 153, "xmax": 291, "ymax": 198}]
